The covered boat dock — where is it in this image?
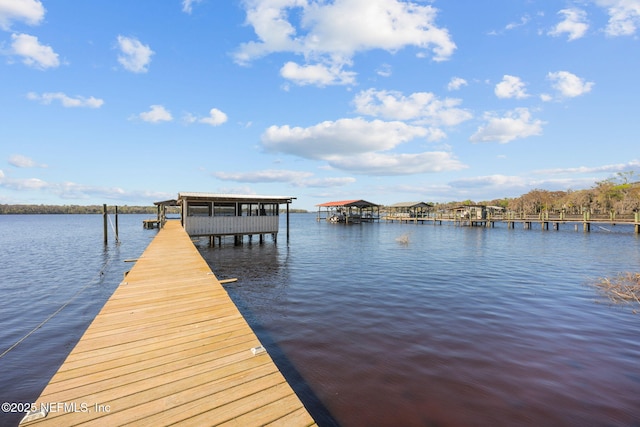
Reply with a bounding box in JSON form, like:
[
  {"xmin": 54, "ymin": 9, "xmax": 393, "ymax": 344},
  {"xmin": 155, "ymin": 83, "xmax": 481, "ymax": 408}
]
[
  {"xmin": 316, "ymin": 199, "xmax": 380, "ymax": 224},
  {"xmin": 169, "ymin": 193, "xmax": 296, "ymax": 245}
]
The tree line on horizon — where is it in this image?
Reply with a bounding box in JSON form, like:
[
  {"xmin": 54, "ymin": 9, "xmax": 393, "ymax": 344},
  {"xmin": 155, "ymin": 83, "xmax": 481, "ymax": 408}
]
[
  {"xmin": 1, "ymin": 173, "xmax": 638, "ymax": 216},
  {"xmin": 0, "ymin": 204, "xmax": 161, "ymax": 215},
  {"xmin": 443, "ymin": 172, "xmax": 640, "ymax": 215}
]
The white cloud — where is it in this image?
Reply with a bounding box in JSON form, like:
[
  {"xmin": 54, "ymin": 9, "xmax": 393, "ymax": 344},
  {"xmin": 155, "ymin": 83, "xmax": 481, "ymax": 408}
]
[
  {"xmin": 261, "ymin": 117, "xmax": 465, "ymax": 175},
  {"xmin": 262, "ymin": 117, "xmax": 428, "ymax": 159},
  {"xmin": 535, "ymin": 159, "xmax": 640, "ymax": 175},
  {"xmin": 353, "ymin": 88, "xmax": 472, "ymax": 127},
  {"xmin": 0, "ymin": 170, "xmax": 173, "ymax": 202},
  {"xmin": 235, "ymin": 0, "xmax": 455, "ymax": 85},
  {"xmin": 470, "ymin": 108, "xmax": 545, "ymax": 144},
  {"xmin": 447, "ymin": 77, "xmax": 467, "ymax": 91},
  {"xmin": 451, "ymin": 174, "xmax": 527, "ymax": 189},
  {"xmin": 199, "ymin": 108, "xmax": 228, "ymax": 126},
  {"xmin": 547, "ymin": 71, "xmax": 594, "ymax": 98},
  {"xmin": 280, "ymin": 61, "xmax": 356, "ymax": 86},
  {"xmin": 10, "ymin": 33, "xmax": 59, "ymax": 69},
  {"xmin": 8, "ymin": 154, "xmax": 46, "ymax": 168},
  {"xmin": 494, "ymin": 75, "xmax": 529, "ymax": 99},
  {"xmin": 27, "ymin": 92, "xmax": 104, "ymax": 108},
  {"xmin": 0, "ymin": 0, "xmax": 45, "ymax": 30},
  {"xmin": 0, "ymin": 173, "xmax": 48, "ymax": 190},
  {"xmin": 376, "ymin": 63, "xmax": 392, "ymax": 77},
  {"xmin": 214, "ymin": 169, "xmax": 313, "ymax": 183},
  {"xmin": 595, "ymin": 0, "xmax": 640, "ymax": 36},
  {"xmin": 181, "ymin": 0, "xmax": 203, "ymax": 14},
  {"xmin": 548, "ymin": 8, "xmax": 589, "ymax": 41},
  {"xmin": 505, "ymin": 15, "xmax": 531, "ymax": 31},
  {"xmin": 138, "ymin": 105, "xmax": 173, "ymax": 123},
  {"xmin": 117, "ymin": 35, "xmax": 154, "ymax": 73},
  {"xmin": 299, "ymin": 177, "xmax": 357, "ymax": 187},
  {"xmin": 213, "ymin": 169, "xmax": 359, "ymax": 189},
  {"xmin": 328, "ymin": 151, "xmax": 467, "ymax": 175}
]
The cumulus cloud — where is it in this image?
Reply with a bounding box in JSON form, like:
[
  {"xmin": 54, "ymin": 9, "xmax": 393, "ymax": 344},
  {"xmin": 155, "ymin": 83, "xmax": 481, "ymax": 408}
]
[
  {"xmin": 494, "ymin": 75, "xmax": 529, "ymax": 99},
  {"xmin": 595, "ymin": 0, "xmax": 640, "ymax": 36},
  {"xmin": 262, "ymin": 118, "xmax": 428, "ymax": 159},
  {"xmin": 27, "ymin": 92, "xmax": 104, "ymax": 108},
  {"xmin": 117, "ymin": 35, "xmax": 154, "ymax": 73},
  {"xmin": 353, "ymin": 88, "xmax": 472, "ymax": 128},
  {"xmin": 199, "ymin": 108, "xmax": 228, "ymax": 126},
  {"xmin": 235, "ymin": 0, "xmax": 455, "ymax": 86},
  {"xmin": 470, "ymin": 108, "xmax": 545, "ymax": 144},
  {"xmin": 10, "ymin": 33, "xmax": 59, "ymax": 69},
  {"xmin": 447, "ymin": 77, "xmax": 467, "ymax": 91},
  {"xmin": 0, "ymin": 0, "xmax": 45, "ymax": 30},
  {"xmin": 548, "ymin": 8, "xmax": 589, "ymax": 41},
  {"xmin": 138, "ymin": 105, "xmax": 173, "ymax": 123},
  {"xmin": 184, "ymin": 108, "xmax": 228, "ymax": 126},
  {"xmin": 547, "ymin": 71, "xmax": 594, "ymax": 98},
  {"xmin": 261, "ymin": 117, "xmax": 465, "ymax": 175}
]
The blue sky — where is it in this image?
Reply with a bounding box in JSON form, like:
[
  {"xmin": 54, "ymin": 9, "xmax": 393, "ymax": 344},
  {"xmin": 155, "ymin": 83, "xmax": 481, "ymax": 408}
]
[{"xmin": 1, "ymin": 0, "xmax": 639, "ymax": 210}]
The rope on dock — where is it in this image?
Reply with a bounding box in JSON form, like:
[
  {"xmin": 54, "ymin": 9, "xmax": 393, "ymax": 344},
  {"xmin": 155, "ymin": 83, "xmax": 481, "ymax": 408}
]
[{"xmin": 0, "ymin": 249, "xmax": 116, "ymax": 359}]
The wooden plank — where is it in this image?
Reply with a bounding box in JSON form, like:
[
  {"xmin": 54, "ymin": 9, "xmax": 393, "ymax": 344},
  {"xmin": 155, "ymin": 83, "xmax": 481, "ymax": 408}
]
[{"xmin": 21, "ymin": 221, "xmax": 315, "ymax": 426}]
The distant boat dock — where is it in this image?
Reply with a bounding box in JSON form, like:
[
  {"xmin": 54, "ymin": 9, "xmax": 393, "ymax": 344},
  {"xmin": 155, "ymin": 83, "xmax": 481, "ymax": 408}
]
[
  {"xmin": 315, "ymin": 200, "xmax": 640, "ymax": 234},
  {"xmin": 383, "ymin": 211, "xmax": 640, "ymax": 233},
  {"xmin": 21, "ymin": 220, "xmax": 316, "ymax": 426}
]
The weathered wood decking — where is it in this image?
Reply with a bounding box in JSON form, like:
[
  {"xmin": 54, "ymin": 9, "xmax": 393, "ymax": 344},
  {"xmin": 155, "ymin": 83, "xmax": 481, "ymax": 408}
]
[{"xmin": 21, "ymin": 220, "xmax": 316, "ymax": 426}]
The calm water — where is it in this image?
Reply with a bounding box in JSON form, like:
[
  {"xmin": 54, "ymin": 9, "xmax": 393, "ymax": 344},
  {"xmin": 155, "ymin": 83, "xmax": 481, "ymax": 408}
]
[
  {"xmin": 0, "ymin": 214, "xmax": 154, "ymax": 427},
  {"xmin": 1, "ymin": 214, "xmax": 640, "ymax": 426}
]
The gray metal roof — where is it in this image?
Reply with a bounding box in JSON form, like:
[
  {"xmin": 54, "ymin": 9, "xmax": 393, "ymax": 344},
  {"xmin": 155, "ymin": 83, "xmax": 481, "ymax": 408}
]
[
  {"xmin": 388, "ymin": 202, "xmax": 433, "ymax": 208},
  {"xmin": 177, "ymin": 192, "xmax": 295, "ymax": 203}
]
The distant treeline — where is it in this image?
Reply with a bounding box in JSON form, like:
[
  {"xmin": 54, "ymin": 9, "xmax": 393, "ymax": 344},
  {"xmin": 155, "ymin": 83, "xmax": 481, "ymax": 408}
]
[
  {"xmin": 0, "ymin": 204, "xmax": 159, "ymax": 215},
  {"xmin": 2, "ymin": 173, "xmax": 637, "ymax": 216},
  {"xmin": 0, "ymin": 204, "xmax": 310, "ymax": 215},
  {"xmin": 439, "ymin": 173, "xmax": 640, "ymax": 215}
]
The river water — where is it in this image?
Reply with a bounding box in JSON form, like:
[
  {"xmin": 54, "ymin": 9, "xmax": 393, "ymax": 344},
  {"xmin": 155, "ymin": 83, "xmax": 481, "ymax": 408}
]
[{"xmin": 1, "ymin": 213, "xmax": 639, "ymax": 426}]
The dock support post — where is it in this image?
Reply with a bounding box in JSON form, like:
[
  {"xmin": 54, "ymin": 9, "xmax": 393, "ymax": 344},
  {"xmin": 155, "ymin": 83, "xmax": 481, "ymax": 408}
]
[
  {"xmin": 103, "ymin": 204, "xmax": 108, "ymax": 245},
  {"xmin": 115, "ymin": 206, "xmax": 119, "ymax": 243},
  {"xmin": 286, "ymin": 202, "xmax": 290, "ymax": 243}
]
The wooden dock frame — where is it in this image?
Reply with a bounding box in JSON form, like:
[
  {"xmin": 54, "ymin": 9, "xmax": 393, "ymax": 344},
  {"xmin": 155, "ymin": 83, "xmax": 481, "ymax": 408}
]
[
  {"xmin": 21, "ymin": 221, "xmax": 316, "ymax": 427},
  {"xmin": 383, "ymin": 215, "xmax": 640, "ymax": 234}
]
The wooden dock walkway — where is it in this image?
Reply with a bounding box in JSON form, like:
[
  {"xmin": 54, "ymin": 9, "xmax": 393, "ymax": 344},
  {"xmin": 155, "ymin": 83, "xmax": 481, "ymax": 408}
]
[{"xmin": 21, "ymin": 221, "xmax": 316, "ymax": 427}]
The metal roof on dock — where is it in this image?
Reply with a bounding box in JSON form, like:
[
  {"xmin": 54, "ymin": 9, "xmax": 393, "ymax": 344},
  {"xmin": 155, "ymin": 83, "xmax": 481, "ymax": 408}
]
[
  {"xmin": 178, "ymin": 192, "xmax": 296, "ymax": 203},
  {"xmin": 316, "ymin": 199, "xmax": 379, "ymax": 208}
]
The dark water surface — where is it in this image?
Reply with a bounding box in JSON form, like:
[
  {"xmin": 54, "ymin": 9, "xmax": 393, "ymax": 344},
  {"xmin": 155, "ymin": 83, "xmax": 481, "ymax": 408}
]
[
  {"xmin": 1, "ymin": 214, "xmax": 639, "ymax": 426},
  {"xmin": 198, "ymin": 214, "xmax": 640, "ymax": 426},
  {"xmin": 0, "ymin": 214, "xmax": 154, "ymax": 426}
]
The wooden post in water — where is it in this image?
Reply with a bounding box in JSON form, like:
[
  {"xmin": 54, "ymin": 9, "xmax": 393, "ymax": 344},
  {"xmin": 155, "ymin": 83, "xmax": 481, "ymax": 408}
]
[
  {"xmin": 103, "ymin": 204, "xmax": 108, "ymax": 245},
  {"xmin": 115, "ymin": 205, "xmax": 119, "ymax": 243},
  {"xmin": 286, "ymin": 202, "xmax": 290, "ymax": 242}
]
